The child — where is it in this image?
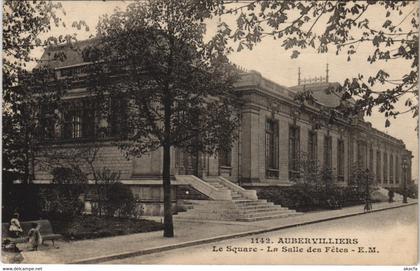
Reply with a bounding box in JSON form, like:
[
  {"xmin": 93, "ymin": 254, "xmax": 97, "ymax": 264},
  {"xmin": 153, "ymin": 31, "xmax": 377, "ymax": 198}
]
[
  {"xmin": 9, "ymin": 213, "xmax": 23, "ymax": 238},
  {"xmin": 28, "ymin": 223, "xmax": 43, "ymax": 251}
]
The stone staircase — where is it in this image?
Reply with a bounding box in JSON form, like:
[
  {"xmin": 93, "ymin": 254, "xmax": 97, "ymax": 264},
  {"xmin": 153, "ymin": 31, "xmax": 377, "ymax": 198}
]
[{"xmin": 175, "ymin": 176, "xmax": 301, "ymax": 222}]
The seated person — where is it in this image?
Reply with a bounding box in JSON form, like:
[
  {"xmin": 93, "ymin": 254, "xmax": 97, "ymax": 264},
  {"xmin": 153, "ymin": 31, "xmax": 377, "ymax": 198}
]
[{"xmin": 9, "ymin": 213, "xmax": 23, "ymax": 238}]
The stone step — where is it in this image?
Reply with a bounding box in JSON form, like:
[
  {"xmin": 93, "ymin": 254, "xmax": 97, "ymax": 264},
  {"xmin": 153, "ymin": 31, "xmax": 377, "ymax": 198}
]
[
  {"xmin": 177, "ymin": 212, "xmax": 281, "ymax": 222},
  {"xmin": 237, "ymin": 205, "xmax": 289, "ymax": 212},
  {"xmin": 232, "ymin": 198, "xmax": 247, "ymax": 200},
  {"xmin": 174, "ymin": 215, "xmax": 238, "ymax": 221},
  {"xmin": 237, "ymin": 212, "xmax": 301, "ymax": 222},
  {"xmin": 183, "ymin": 205, "xmax": 239, "ymax": 213},
  {"xmin": 175, "ymin": 211, "xmax": 238, "ymax": 217},
  {"xmin": 174, "ymin": 212, "xmax": 241, "ymax": 220},
  {"xmin": 180, "ymin": 205, "xmax": 288, "ymax": 216},
  {"xmin": 181, "ymin": 200, "xmax": 233, "ymax": 205},
  {"xmin": 233, "ymin": 200, "xmax": 272, "ymax": 206},
  {"xmin": 235, "ymin": 203, "xmax": 275, "ymax": 209},
  {"xmin": 232, "ymin": 197, "xmax": 247, "ymax": 201},
  {"xmin": 176, "ymin": 212, "xmax": 241, "ymax": 218},
  {"xmin": 177, "ymin": 177, "xmax": 301, "ymax": 222},
  {"xmin": 182, "ymin": 199, "xmax": 273, "ymax": 208},
  {"xmin": 180, "ymin": 204, "xmax": 287, "ymax": 214},
  {"xmin": 239, "ymin": 209, "xmax": 296, "ymax": 217},
  {"xmin": 176, "ymin": 202, "xmax": 300, "ymax": 221}
]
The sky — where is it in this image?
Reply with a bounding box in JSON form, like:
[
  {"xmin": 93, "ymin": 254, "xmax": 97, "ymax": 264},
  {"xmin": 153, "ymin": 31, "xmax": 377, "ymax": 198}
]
[{"xmin": 31, "ymin": 1, "xmax": 418, "ymax": 178}]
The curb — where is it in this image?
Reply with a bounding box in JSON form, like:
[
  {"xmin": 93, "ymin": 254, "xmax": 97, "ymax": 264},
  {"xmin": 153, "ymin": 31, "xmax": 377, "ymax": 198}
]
[{"xmin": 70, "ymin": 202, "xmax": 417, "ymax": 264}]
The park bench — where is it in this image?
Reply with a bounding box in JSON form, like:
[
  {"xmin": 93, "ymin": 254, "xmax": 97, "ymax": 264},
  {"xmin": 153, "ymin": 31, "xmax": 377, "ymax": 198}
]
[{"xmin": 2, "ymin": 219, "xmax": 62, "ymax": 247}]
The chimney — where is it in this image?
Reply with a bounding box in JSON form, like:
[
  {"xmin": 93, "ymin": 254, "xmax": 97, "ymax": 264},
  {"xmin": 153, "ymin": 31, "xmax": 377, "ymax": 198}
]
[{"xmin": 326, "ymin": 63, "xmax": 329, "ymax": 83}]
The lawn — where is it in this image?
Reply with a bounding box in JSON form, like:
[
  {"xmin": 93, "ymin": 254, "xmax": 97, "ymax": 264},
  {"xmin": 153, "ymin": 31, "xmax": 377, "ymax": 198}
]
[{"xmin": 50, "ymin": 215, "xmax": 164, "ymax": 240}]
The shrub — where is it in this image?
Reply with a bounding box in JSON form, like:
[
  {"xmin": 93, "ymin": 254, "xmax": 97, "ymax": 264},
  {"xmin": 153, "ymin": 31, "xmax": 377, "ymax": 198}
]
[
  {"xmin": 39, "ymin": 166, "xmax": 87, "ymax": 219},
  {"xmin": 89, "ymin": 168, "xmax": 137, "ymax": 218},
  {"xmin": 92, "ymin": 167, "xmax": 121, "ymax": 217},
  {"xmin": 257, "ymin": 186, "xmax": 317, "ymax": 212},
  {"xmin": 257, "ymin": 184, "xmax": 367, "ymax": 212},
  {"xmin": 340, "ymin": 186, "xmax": 365, "ymax": 207},
  {"xmin": 49, "ymin": 215, "xmax": 164, "ymax": 240},
  {"xmin": 391, "ymin": 183, "xmax": 418, "ymax": 199},
  {"xmin": 103, "ymin": 182, "xmax": 136, "ymax": 218}
]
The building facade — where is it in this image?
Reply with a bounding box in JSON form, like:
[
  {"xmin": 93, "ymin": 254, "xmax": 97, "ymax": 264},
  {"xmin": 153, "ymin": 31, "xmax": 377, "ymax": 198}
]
[{"xmin": 33, "ymin": 42, "xmax": 413, "ymax": 215}]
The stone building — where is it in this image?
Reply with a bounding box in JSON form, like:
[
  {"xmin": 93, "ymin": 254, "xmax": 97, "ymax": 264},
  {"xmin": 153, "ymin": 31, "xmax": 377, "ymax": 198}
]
[{"xmin": 33, "ymin": 41, "xmax": 412, "ymax": 218}]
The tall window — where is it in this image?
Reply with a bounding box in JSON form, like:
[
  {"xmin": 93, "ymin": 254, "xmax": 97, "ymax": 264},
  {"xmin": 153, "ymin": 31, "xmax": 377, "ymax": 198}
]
[
  {"xmin": 63, "ymin": 110, "xmax": 83, "ymax": 139},
  {"xmin": 266, "ymin": 119, "xmax": 279, "ymax": 178},
  {"xmin": 376, "ymin": 150, "xmax": 381, "ymax": 183},
  {"xmin": 389, "ymin": 154, "xmax": 394, "ymax": 184},
  {"xmin": 396, "ymin": 156, "xmax": 400, "ymax": 184},
  {"xmin": 219, "ymin": 148, "xmax": 232, "ymax": 167},
  {"xmin": 308, "ymin": 131, "xmax": 317, "ymax": 162},
  {"xmin": 369, "ymin": 147, "xmax": 374, "ymax": 172},
  {"xmin": 55, "ymin": 98, "xmax": 127, "ymax": 141},
  {"xmin": 383, "ymin": 153, "xmax": 388, "ymax": 184},
  {"xmin": 323, "ymin": 135, "xmax": 332, "ymax": 169},
  {"xmin": 288, "ymin": 125, "xmax": 300, "ymax": 180},
  {"xmin": 175, "ymin": 148, "xmax": 183, "ymax": 169},
  {"xmin": 62, "ymin": 99, "xmax": 97, "ymax": 140},
  {"xmin": 337, "ymin": 139, "xmax": 345, "ymax": 181},
  {"xmin": 73, "ymin": 114, "xmax": 82, "ymax": 138},
  {"xmin": 357, "ymin": 141, "xmax": 367, "ymax": 168}
]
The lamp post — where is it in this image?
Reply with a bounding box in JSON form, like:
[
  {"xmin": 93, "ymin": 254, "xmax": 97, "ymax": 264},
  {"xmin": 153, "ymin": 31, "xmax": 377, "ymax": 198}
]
[
  {"xmin": 365, "ymin": 169, "xmax": 369, "ymax": 197},
  {"xmin": 402, "ymin": 158, "xmax": 408, "ymax": 204}
]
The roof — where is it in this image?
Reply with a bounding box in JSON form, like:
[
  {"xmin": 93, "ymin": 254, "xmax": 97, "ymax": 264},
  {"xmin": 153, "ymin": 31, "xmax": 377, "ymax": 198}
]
[
  {"xmin": 36, "ymin": 38, "xmax": 99, "ymax": 69},
  {"xmin": 289, "ymin": 82, "xmax": 344, "ymax": 108}
]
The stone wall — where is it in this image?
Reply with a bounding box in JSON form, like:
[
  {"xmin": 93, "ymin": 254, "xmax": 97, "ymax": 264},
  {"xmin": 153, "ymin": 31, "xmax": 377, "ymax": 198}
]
[{"xmin": 34, "ymin": 143, "xmax": 133, "ymax": 181}]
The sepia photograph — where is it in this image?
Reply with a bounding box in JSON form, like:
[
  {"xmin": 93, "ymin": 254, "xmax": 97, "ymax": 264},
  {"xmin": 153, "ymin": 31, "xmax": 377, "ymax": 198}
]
[{"xmin": 2, "ymin": 0, "xmax": 419, "ymax": 269}]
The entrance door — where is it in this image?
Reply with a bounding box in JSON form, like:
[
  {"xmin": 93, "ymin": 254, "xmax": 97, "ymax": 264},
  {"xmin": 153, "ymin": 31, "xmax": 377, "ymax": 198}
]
[{"xmin": 175, "ymin": 148, "xmax": 204, "ymax": 177}]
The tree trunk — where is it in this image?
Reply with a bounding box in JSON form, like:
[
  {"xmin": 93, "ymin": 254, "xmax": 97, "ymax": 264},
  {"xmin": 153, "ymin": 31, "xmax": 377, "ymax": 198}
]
[
  {"xmin": 162, "ymin": 143, "xmax": 174, "ymax": 237},
  {"xmin": 96, "ymin": 183, "xmax": 102, "ymax": 217},
  {"xmin": 30, "ymin": 150, "xmax": 35, "ymax": 183},
  {"xmin": 23, "ymin": 118, "xmax": 30, "ymax": 184},
  {"xmin": 194, "ymin": 151, "xmax": 199, "ymax": 177},
  {"xmin": 163, "ymin": 27, "xmax": 174, "ymax": 237}
]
